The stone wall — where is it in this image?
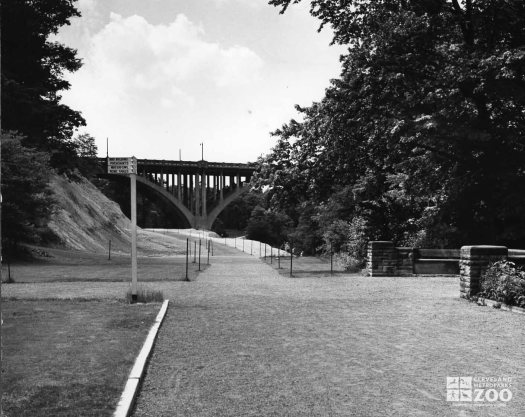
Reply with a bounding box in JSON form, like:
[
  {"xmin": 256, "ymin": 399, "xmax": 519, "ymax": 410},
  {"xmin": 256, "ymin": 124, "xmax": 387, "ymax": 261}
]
[
  {"xmin": 459, "ymin": 246, "xmax": 508, "ymax": 298},
  {"xmin": 366, "ymin": 242, "xmax": 512, "ymax": 297}
]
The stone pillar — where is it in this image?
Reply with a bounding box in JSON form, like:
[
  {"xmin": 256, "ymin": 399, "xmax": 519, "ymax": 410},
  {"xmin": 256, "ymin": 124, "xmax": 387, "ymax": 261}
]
[
  {"xmin": 459, "ymin": 246, "xmax": 508, "ymax": 298},
  {"xmin": 366, "ymin": 241, "xmax": 397, "ymax": 277}
]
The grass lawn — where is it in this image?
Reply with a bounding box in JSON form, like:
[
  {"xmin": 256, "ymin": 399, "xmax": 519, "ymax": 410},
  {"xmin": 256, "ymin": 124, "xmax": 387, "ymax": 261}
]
[
  {"xmin": 133, "ymin": 256, "xmax": 525, "ymax": 417},
  {"xmin": 1, "ymin": 299, "xmax": 161, "ymax": 417},
  {"xmin": 3, "ymin": 246, "xmax": 210, "ymax": 283}
]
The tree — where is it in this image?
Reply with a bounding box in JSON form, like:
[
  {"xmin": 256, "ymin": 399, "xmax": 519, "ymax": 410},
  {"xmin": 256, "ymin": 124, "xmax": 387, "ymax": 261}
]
[
  {"xmin": 1, "ymin": 0, "xmax": 86, "ymax": 169},
  {"xmin": 245, "ymin": 206, "xmax": 293, "ymax": 247},
  {"xmin": 73, "ymin": 133, "xmax": 98, "ymax": 158},
  {"xmin": 1, "ymin": 133, "xmax": 55, "ymax": 249},
  {"xmin": 260, "ymin": 0, "xmax": 525, "ymax": 248}
]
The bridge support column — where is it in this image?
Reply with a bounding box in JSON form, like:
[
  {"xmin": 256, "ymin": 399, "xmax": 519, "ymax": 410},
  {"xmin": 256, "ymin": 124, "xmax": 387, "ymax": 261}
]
[
  {"xmin": 184, "ymin": 174, "xmax": 188, "ymax": 206},
  {"xmin": 201, "ymin": 173, "xmax": 207, "ymax": 217},
  {"xmin": 220, "ymin": 171, "xmax": 224, "ymax": 201},
  {"xmin": 177, "ymin": 171, "xmax": 181, "ymax": 200},
  {"xmin": 189, "ymin": 174, "xmax": 194, "ymax": 213},
  {"xmin": 195, "ymin": 174, "xmax": 200, "ymax": 217}
]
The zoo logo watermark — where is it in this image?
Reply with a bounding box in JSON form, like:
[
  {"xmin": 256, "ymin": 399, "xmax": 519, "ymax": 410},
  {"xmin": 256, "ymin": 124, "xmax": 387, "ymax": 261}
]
[{"xmin": 446, "ymin": 376, "xmax": 513, "ymax": 406}]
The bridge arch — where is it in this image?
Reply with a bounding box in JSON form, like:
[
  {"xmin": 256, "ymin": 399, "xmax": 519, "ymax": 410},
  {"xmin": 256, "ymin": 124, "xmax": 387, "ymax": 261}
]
[
  {"xmin": 101, "ymin": 158, "xmax": 256, "ymax": 230},
  {"xmin": 134, "ymin": 175, "xmax": 194, "ymax": 227}
]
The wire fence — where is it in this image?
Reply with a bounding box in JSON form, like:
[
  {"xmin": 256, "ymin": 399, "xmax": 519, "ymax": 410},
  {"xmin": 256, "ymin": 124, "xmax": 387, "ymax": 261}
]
[{"xmin": 148, "ymin": 229, "xmax": 348, "ymax": 279}]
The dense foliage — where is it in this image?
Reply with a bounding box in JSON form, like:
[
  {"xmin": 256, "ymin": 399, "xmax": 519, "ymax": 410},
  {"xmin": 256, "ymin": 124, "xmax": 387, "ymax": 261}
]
[
  {"xmin": 1, "ymin": 0, "xmax": 85, "ymax": 170},
  {"xmin": 1, "ymin": 0, "xmax": 86, "ymax": 248},
  {"xmin": 254, "ymin": 0, "xmax": 525, "ymax": 257},
  {"xmin": 1, "ymin": 133, "xmax": 55, "ymax": 250},
  {"xmin": 479, "ymin": 261, "xmax": 525, "ymax": 307}
]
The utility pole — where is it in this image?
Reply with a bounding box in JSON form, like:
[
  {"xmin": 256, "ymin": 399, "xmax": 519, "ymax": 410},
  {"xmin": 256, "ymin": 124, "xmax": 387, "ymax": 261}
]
[{"xmin": 200, "ymin": 142, "xmax": 204, "ymax": 160}]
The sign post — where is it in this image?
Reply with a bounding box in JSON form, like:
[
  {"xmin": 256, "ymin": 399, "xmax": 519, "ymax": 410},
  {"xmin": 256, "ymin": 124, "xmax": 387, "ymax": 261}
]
[
  {"xmin": 130, "ymin": 172, "xmax": 137, "ymax": 302},
  {"xmin": 108, "ymin": 157, "xmax": 138, "ymax": 302}
]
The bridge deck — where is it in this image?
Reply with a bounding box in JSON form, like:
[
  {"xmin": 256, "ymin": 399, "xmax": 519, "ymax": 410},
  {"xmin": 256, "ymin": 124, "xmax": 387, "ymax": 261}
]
[{"xmin": 98, "ymin": 158, "xmax": 256, "ymax": 176}]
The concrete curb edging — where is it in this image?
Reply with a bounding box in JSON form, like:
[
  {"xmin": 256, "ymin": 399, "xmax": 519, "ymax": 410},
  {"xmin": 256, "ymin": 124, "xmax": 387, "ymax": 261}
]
[
  {"xmin": 113, "ymin": 299, "xmax": 170, "ymax": 417},
  {"xmin": 468, "ymin": 298, "xmax": 525, "ymax": 315}
]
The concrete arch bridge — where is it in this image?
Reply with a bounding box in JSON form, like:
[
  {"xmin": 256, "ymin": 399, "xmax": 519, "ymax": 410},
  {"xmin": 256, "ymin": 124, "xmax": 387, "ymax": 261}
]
[{"xmin": 100, "ymin": 158, "xmax": 257, "ymax": 229}]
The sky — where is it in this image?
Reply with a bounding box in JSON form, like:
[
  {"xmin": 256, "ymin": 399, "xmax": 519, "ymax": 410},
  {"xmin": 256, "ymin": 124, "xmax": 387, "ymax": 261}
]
[{"xmin": 56, "ymin": 0, "xmax": 345, "ymax": 163}]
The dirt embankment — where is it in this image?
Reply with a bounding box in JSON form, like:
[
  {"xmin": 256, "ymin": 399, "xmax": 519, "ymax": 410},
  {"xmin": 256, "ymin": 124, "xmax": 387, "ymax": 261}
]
[{"xmin": 47, "ymin": 175, "xmax": 187, "ymax": 255}]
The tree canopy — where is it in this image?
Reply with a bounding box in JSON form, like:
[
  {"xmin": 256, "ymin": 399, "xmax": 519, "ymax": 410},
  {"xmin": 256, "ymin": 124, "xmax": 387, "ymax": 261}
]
[
  {"xmin": 256, "ymin": 0, "xmax": 525, "ymax": 250},
  {"xmin": 1, "ymin": 0, "xmax": 85, "ymax": 168},
  {"xmin": 1, "ymin": 0, "xmax": 86, "ymax": 248}
]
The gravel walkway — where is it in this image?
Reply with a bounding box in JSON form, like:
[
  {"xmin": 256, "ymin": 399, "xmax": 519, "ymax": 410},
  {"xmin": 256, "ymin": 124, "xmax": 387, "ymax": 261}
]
[{"xmin": 131, "ymin": 252, "xmax": 524, "ymax": 417}]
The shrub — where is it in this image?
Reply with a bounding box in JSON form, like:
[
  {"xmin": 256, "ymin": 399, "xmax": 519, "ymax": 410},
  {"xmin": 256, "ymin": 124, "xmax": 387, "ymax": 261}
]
[
  {"xmin": 479, "ymin": 261, "xmax": 525, "ymax": 307},
  {"xmin": 334, "ymin": 253, "xmax": 362, "ymax": 272},
  {"xmin": 125, "ymin": 287, "xmax": 164, "ymax": 303},
  {"xmin": 321, "ymin": 217, "xmax": 369, "ymax": 270}
]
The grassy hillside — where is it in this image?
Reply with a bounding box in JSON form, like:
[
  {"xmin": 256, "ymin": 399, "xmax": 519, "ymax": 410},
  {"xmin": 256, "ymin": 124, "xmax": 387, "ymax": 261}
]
[{"xmin": 47, "ymin": 174, "xmax": 188, "ymax": 255}]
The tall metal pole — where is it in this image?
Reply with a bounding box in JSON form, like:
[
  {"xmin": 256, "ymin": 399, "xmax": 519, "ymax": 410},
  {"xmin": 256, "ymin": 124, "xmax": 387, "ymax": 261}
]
[{"xmin": 131, "ymin": 174, "xmax": 138, "ymax": 302}]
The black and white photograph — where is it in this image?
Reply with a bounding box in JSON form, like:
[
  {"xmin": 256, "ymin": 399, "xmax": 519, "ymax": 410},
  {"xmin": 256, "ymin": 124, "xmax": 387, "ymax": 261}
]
[{"xmin": 1, "ymin": 0, "xmax": 524, "ymax": 416}]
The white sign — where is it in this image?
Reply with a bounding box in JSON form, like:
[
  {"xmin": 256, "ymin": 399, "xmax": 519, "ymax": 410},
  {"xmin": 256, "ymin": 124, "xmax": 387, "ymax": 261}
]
[{"xmin": 108, "ymin": 157, "xmax": 137, "ymax": 174}]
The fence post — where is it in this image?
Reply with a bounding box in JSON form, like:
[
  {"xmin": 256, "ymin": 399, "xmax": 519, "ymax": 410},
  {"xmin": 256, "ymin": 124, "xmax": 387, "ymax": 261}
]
[
  {"xmin": 278, "ymin": 248, "xmax": 281, "ymax": 269},
  {"xmin": 270, "ymin": 246, "xmax": 273, "ymax": 264},
  {"xmin": 198, "ymin": 239, "xmax": 201, "ymax": 271},
  {"xmin": 330, "ymin": 242, "xmax": 333, "ymax": 276},
  {"xmin": 290, "ymin": 242, "xmax": 293, "ymax": 277},
  {"xmin": 193, "ymin": 240, "xmax": 197, "ymax": 263},
  {"xmin": 185, "ymin": 238, "xmax": 189, "ymax": 280},
  {"xmin": 108, "ymin": 240, "xmax": 111, "ymax": 261},
  {"xmin": 207, "ymin": 240, "xmax": 210, "ymax": 265}
]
